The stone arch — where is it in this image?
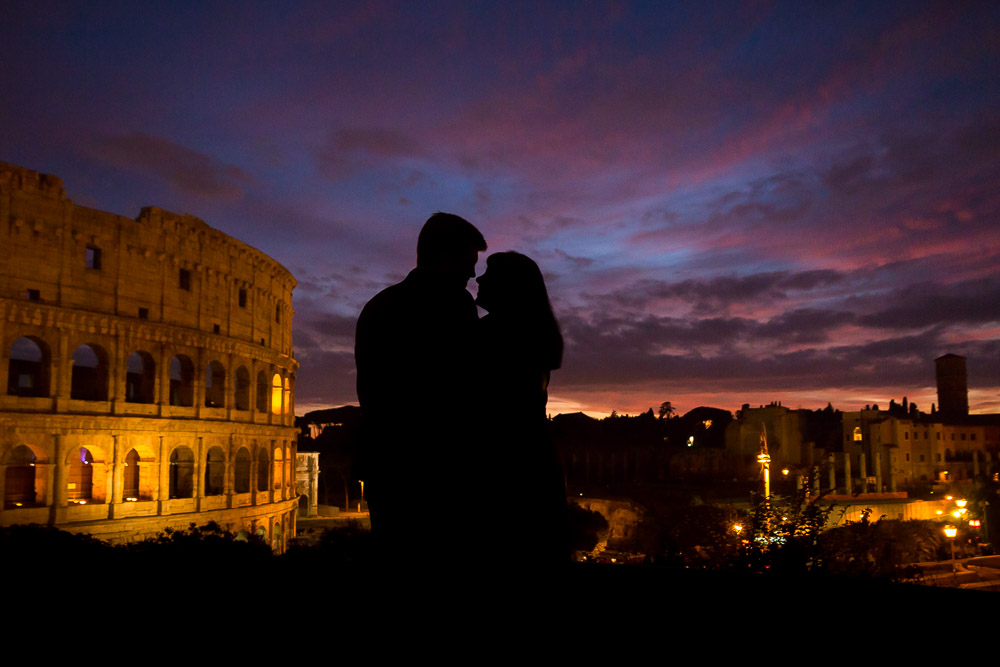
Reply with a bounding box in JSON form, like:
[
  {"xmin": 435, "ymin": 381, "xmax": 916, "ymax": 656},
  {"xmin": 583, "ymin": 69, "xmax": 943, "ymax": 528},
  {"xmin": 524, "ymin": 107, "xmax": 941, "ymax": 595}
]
[
  {"xmin": 272, "ymin": 446, "xmax": 283, "ymax": 491},
  {"xmin": 272, "ymin": 521, "xmax": 282, "ymax": 552},
  {"xmin": 256, "ymin": 447, "xmax": 269, "ymax": 492},
  {"xmin": 125, "ymin": 350, "xmax": 156, "ymax": 404},
  {"xmin": 122, "ymin": 449, "xmax": 142, "ymax": 501},
  {"xmin": 204, "ymin": 446, "xmax": 226, "ymax": 496},
  {"xmin": 4, "ymin": 444, "xmax": 40, "ymax": 508},
  {"xmin": 169, "ymin": 355, "xmax": 195, "ymax": 406},
  {"xmin": 70, "ymin": 343, "xmax": 109, "ymax": 401},
  {"xmin": 271, "ymin": 373, "xmax": 283, "ymax": 414},
  {"xmin": 234, "ymin": 365, "xmax": 251, "ymax": 411},
  {"xmin": 234, "ymin": 447, "xmax": 251, "ymax": 493},
  {"xmin": 169, "ymin": 446, "xmax": 195, "ymax": 498},
  {"xmin": 66, "ymin": 445, "xmax": 108, "ymax": 503},
  {"xmin": 7, "ymin": 336, "xmax": 51, "ymax": 397},
  {"xmin": 256, "ymin": 369, "xmax": 268, "ymax": 412},
  {"xmin": 205, "ymin": 360, "xmax": 226, "ymax": 408}
]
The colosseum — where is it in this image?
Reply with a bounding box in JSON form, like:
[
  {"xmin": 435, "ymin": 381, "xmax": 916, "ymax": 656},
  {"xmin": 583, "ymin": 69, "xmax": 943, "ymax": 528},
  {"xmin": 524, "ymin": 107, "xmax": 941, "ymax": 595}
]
[{"xmin": 0, "ymin": 160, "xmax": 299, "ymax": 550}]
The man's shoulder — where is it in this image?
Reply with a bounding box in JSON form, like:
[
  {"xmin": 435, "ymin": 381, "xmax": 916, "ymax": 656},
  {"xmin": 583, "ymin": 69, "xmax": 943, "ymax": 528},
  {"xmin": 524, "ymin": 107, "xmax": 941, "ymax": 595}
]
[{"xmin": 359, "ymin": 276, "xmax": 414, "ymax": 319}]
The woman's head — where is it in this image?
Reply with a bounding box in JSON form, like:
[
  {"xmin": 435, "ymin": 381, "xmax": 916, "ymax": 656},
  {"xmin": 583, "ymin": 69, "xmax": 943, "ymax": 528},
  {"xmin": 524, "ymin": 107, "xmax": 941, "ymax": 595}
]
[{"xmin": 476, "ymin": 251, "xmax": 563, "ymax": 370}]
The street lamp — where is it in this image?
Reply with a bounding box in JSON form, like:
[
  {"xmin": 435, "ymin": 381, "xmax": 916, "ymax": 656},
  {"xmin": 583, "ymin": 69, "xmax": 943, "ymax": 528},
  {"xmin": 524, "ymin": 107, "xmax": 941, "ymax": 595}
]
[{"xmin": 944, "ymin": 525, "xmax": 958, "ymax": 572}]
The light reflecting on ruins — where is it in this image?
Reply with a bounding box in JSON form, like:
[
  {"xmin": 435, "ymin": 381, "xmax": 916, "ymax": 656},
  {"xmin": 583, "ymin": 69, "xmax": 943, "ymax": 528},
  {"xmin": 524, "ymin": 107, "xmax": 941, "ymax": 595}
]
[{"xmin": 0, "ymin": 161, "xmax": 300, "ymax": 550}]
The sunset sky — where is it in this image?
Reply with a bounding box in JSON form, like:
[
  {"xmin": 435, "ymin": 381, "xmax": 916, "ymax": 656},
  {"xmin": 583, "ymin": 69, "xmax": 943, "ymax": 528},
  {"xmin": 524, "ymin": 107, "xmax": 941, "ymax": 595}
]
[{"xmin": 2, "ymin": 1, "xmax": 998, "ymax": 417}]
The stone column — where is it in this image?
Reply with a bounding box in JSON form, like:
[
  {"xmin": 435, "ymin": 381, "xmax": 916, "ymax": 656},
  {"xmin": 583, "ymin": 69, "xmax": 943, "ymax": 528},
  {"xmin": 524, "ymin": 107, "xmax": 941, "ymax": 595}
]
[
  {"xmin": 828, "ymin": 453, "xmax": 836, "ymax": 492},
  {"xmin": 51, "ymin": 434, "xmax": 67, "ymax": 525},
  {"xmin": 195, "ymin": 436, "xmax": 204, "ymax": 509},
  {"xmin": 844, "ymin": 454, "xmax": 852, "ymax": 495},
  {"xmin": 157, "ymin": 435, "xmax": 168, "ymax": 509},
  {"xmin": 859, "ymin": 453, "xmax": 868, "ymax": 493},
  {"xmin": 875, "ymin": 451, "xmax": 883, "ymax": 492}
]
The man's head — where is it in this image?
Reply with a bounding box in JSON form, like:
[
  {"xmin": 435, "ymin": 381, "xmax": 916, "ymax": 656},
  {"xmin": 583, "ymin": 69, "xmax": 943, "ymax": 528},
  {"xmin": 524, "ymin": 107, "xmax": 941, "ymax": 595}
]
[{"xmin": 416, "ymin": 212, "xmax": 487, "ymax": 287}]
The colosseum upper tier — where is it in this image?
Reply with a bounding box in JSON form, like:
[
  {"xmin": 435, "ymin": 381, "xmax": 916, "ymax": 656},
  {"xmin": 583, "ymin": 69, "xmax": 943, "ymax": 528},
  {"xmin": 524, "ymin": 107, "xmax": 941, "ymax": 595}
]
[{"xmin": 0, "ymin": 160, "xmax": 299, "ymax": 549}]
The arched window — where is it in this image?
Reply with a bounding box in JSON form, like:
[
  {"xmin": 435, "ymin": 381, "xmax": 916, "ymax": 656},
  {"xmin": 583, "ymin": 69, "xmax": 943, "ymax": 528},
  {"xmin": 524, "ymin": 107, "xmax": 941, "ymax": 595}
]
[
  {"xmin": 125, "ymin": 351, "xmax": 156, "ymax": 404},
  {"xmin": 7, "ymin": 336, "xmax": 50, "ymax": 397},
  {"xmin": 169, "ymin": 355, "xmax": 195, "ymax": 406},
  {"xmin": 852, "ymin": 427, "xmax": 862, "ymax": 442},
  {"xmin": 234, "ymin": 366, "xmax": 250, "ymax": 411},
  {"xmin": 256, "ymin": 448, "xmax": 269, "ymax": 492},
  {"xmin": 70, "ymin": 344, "xmax": 109, "ymax": 401},
  {"xmin": 205, "ymin": 446, "xmax": 225, "ymax": 496},
  {"xmin": 4, "ymin": 445, "xmax": 38, "ymax": 508},
  {"xmin": 234, "ymin": 447, "xmax": 251, "ymax": 494},
  {"xmin": 67, "ymin": 447, "xmax": 94, "ymax": 502},
  {"xmin": 169, "ymin": 446, "xmax": 195, "ymax": 498},
  {"xmin": 271, "ymin": 373, "xmax": 283, "ymax": 414},
  {"xmin": 273, "ymin": 448, "xmax": 283, "ymax": 490},
  {"xmin": 123, "ymin": 449, "xmax": 141, "ymax": 501},
  {"xmin": 205, "ymin": 361, "xmax": 226, "ymax": 408},
  {"xmin": 256, "ymin": 370, "xmax": 268, "ymax": 412}
]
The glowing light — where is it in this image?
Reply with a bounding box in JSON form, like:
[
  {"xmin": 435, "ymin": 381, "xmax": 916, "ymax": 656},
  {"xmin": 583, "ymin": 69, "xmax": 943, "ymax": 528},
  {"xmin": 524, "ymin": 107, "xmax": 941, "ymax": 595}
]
[
  {"xmin": 956, "ymin": 499, "xmax": 967, "ymax": 508},
  {"xmin": 733, "ymin": 524, "xmax": 743, "ymax": 534},
  {"xmin": 936, "ymin": 510, "xmax": 943, "ymax": 515},
  {"xmin": 687, "ymin": 436, "xmax": 694, "ymax": 447},
  {"xmin": 970, "ymin": 519, "xmax": 981, "ymax": 527},
  {"xmin": 781, "ymin": 468, "xmax": 789, "ymax": 476},
  {"xmin": 944, "ymin": 526, "xmax": 957, "ymax": 538}
]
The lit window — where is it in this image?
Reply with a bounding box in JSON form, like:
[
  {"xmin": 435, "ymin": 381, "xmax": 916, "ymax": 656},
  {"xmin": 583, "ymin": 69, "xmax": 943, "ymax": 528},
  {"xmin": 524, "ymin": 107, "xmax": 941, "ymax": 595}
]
[{"xmin": 853, "ymin": 427, "xmax": 862, "ymax": 442}]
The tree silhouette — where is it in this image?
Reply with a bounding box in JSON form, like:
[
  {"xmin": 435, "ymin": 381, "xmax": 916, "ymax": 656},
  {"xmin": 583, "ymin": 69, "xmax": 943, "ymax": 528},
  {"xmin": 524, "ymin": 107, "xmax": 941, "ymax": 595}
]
[{"xmin": 658, "ymin": 401, "xmax": 675, "ymax": 420}]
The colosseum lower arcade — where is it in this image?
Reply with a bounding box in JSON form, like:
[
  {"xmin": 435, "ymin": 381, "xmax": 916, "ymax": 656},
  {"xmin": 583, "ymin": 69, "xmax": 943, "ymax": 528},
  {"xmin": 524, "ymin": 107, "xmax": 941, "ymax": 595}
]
[{"xmin": 0, "ymin": 160, "xmax": 300, "ymax": 550}]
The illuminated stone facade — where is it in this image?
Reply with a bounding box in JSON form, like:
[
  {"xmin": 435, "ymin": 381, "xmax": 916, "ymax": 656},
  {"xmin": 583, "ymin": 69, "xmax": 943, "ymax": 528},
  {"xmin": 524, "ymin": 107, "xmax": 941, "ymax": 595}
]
[{"xmin": 0, "ymin": 161, "xmax": 299, "ymax": 549}]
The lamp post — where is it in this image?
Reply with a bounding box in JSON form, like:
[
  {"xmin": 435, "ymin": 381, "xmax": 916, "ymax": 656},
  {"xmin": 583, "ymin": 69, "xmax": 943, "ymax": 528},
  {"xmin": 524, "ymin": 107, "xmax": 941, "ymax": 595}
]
[{"xmin": 944, "ymin": 525, "xmax": 957, "ymax": 573}]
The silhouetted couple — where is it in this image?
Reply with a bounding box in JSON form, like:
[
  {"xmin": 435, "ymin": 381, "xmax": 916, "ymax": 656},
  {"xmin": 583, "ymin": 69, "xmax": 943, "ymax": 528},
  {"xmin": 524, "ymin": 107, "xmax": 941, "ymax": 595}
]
[{"xmin": 355, "ymin": 212, "xmax": 568, "ymax": 576}]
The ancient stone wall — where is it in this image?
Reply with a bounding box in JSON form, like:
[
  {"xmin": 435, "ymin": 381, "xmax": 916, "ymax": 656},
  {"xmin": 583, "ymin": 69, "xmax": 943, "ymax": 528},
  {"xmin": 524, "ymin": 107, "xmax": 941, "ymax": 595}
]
[{"xmin": 0, "ymin": 161, "xmax": 299, "ymax": 549}]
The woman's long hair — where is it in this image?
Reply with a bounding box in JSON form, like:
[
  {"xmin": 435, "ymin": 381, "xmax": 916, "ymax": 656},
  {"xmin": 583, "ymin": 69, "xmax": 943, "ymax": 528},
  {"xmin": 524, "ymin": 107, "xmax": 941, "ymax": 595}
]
[{"xmin": 482, "ymin": 251, "xmax": 563, "ymax": 371}]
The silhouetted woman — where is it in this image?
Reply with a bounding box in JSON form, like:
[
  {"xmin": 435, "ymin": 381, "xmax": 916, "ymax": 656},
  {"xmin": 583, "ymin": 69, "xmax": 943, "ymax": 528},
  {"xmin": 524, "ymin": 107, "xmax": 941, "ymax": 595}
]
[{"xmin": 475, "ymin": 251, "xmax": 569, "ymax": 567}]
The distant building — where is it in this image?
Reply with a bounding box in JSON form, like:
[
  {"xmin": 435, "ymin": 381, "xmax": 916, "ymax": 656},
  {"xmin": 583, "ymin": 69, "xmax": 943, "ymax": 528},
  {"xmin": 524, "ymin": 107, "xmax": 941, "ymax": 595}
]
[
  {"xmin": 725, "ymin": 403, "xmax": 810, "ymax": 472},
  {"xmin": 936, "ymin": 353, "xmax": 969, "ymax": 420}
]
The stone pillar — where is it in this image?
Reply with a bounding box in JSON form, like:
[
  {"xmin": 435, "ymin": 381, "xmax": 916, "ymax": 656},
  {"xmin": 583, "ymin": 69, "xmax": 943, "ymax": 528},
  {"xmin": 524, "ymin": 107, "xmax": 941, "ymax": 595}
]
[
  {"xmin": 859, "ymin": 453, "xmax": 868, "ymax": 493},
  {"xmin": 875, "ymin": 451, "xmax": 883, "ymax": 492},
  {"xmin": 157, "ymin": 435, "xmax": 168, "ymax": 507},
  {"xmin": 195, "ymin": 436, "xmax": 205, "ymax": 509},
  {"xmin": 844, "ymin": 454, "xmax": 852, "ymax": 495},
  {"xmin": 309, "ymin": 457, "xmax": 319, "ymax": 517},
  {"xmin": 109, "ymin": 434, "xmax": 121, "ymax": 506},
  {"xmin": 828, "ymin": 453, "xmax": 836, "ymax": 492},
  {"xmin": 51, "ymin": 434, "xmax": 67, "ymax": 525}
]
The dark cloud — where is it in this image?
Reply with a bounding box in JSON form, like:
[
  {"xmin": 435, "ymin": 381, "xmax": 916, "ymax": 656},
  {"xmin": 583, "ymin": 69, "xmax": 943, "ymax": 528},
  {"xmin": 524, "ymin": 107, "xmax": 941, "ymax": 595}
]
[
  {"xmin": 554, "ymin": 248, "xmax": 594, "ymax": 271},
  {"xmin": 859, "ymin": 278, "xmax": 1000, "ymax": 329},
  {"xmin": 593, "ymin": 270, "xmax": 847, "ymax": 314},
  {"xmin": 90, "ymin": 133, "xmax": 253, "ymax": 199},
  {"xmin": 333, "ymin": 128, "xmax": 423, "ymax": 157}
]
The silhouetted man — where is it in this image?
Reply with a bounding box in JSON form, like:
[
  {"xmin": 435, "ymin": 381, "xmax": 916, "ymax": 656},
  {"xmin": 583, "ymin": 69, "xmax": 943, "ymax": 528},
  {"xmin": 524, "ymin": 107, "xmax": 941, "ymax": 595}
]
[{"xmin": 355, "ymin": 212, "xmax": 486, "ymax": 568}]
